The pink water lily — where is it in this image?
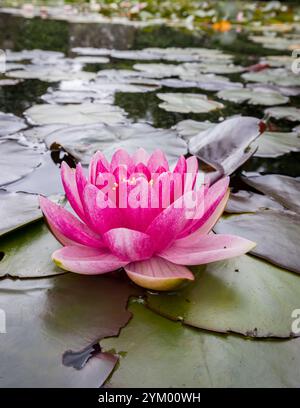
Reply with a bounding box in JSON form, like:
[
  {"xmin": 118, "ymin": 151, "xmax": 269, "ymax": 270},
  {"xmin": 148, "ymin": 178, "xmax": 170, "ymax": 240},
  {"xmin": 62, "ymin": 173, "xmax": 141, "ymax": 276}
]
[{"xmin": 39, "ymin": 149, "xmax": 255, "ymax": 291}]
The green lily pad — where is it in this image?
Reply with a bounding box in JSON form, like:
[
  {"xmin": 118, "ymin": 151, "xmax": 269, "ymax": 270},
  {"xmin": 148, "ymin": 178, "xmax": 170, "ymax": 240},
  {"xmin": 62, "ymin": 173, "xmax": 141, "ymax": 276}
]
[
  {"xmin": 44, "ymin": 123, "xmax": 187, "ymax": 166},
  {"xmin": 147, "ymin": 255, "xmax": 300, "ymax": 338},
  {"xmin": 0, "ymin": 220, "xmax": 64, "ymax": 278},
  {"xmin": 0, "ymin": 141, "xmax": 42, "ymax": 187},
  {"xmin": 0, "ymin": 190, "xmax": 42, "ymax": 237},
  {"xmin": 157, "ymin": 93, "xmax": 224, "ymax": 113},
  {"xmin": 24, "ymin": 103, "xmax": 128, "ymax": 126},
  {"xmin": 214, "ymin": 210, "xmax": 300, "ymax": 274},
  {"xmin": 242, "ymin": 69, "xmax": 300, "ymax": 87},
  {"xmin": 242, "ymin": 174, "xmax": 300, "ymax": 213},
  {"xmin": 264, "ymin": 107, "xmax": 300, "ymax": 122},
  {"xmin": 217, "ymin": 88, "xmax": 289, "ymax": 106},
  {"xmin": 102, "ymin": 302, "xmax": 300, "ymax": 387},
  {"xmin": 253, "ymin": 131, "xmax": 300, "ymax": 158},
  {"xmin": 225, "ymin": 190, "xmax": 283, "ymax": 213},
  {"xmin": 0, "ymin": 273, "xmax": 140, "ymax": 387},
  {"xmin": 188, "ymin": 117, "xmax": 262, "ymax": 177},
  {"xmin": 0, "ymin": 112, "xmax": 27, "ymax": 137}
]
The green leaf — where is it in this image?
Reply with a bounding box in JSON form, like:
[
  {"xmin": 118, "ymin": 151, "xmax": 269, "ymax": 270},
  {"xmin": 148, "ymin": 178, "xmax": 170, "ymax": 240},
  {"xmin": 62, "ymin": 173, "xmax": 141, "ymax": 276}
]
[
  {"xmin": 102, "ymin": 302, "xmax": 300, "ymax": 387},
  {"xmin": 0, "ymin": 273, "xmax": 141, "ymax": 387},
  {"xmin": 0, "ymin": 220, "xmax": 64, "ymax": 278},
  {"xmin": 0, "ymin": 191, "xmax": 42, "ymax": 237},
  {"xmin": 214, "ymin": 210, "xmax": 300, "ymax": 274},
  {"xmin": 147, "ymin": 255, "xmax": 300, "ymax": 338}
]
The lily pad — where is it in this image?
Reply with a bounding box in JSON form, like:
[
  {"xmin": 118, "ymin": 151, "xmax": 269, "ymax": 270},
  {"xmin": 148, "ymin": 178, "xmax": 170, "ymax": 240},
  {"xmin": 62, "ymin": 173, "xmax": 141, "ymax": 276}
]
[
  {"xmin": 45, "ymin": 123, "xmax": 187, "ymax": 165},
  {"xmin": 0, "ymin": 112, "xmax": 27, "ymax": 137},
  {"xmin": 252, "ymin": 131, "xmax": 300, "ymax": 158},
  {"xmin": 188, "ymin": 116, "xmax": 263, "ymax": 177},
  {"xmin": 242, "ymin": 174, "xmax": 300, "ymax": 213},
  {"xmin": 0, "ymin": 140, "xmax": 42, "ymax": 186},
  {"xmin": 147, "ymin": 255, "xmax": 300, "ymax": 338},
  {"xmin": 157, "ymin": 93, "xmax": 224, "ymax": 113},
  {"xmin": 6, "ymin": 153, "xmax": 64, "ymax": 196},
  {"xmin": 7, "ymin": 65, "xmax": 96, "ymax": 82},
  {"xmin": 225, "ymin": 190, "xmax": 283, "ymax": 213},
  {"xmin": 0, "ymin": 190, "xmax": 42, "ymax": 236},
  {"xmin": 0, "ymin": 273, "xmax": 140, "ymax": 387},
  {"xmin": 264, "ymin": 107, "xmax": 300, "ymax": 122},
  {"xmin": 24, "ymin": 103, "xmax": 128, "ymax": 126},
  {"xmin": 217, "ymin": 88, "xmax": 289, "ymax": 106},
  {"xmin": 175, "ymin": 119, "xmax": 213, "ymax": 141},
  {"xmin": 242, "ymin": 69, "xmax": 300, "ymax": 87},
  {"xmin": 214, "ymin": 210, "xmax": 300, "ymax": 274},
  {"xmin": 102, "ymin": 302, "xmax": 300, "ymax": 387},
  {"xmin": 0, "ymin": 220, "xmax": 64, "ymax": 278}
]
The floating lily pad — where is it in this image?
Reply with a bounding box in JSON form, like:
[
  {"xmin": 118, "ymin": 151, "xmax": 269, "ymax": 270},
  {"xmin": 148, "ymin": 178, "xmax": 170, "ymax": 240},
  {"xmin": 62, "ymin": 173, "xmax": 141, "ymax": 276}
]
[
  {"xmin": 214, "ymin": 210, "xmax": 300, "ymax": 274},
  {"xmin": 0, "ymin": 112, "xmax": 27, "ymax": 137},
  {"xmin": 226, "ymin": 190, "xmax": 283, "ymax": 213},
  {"xmin": 182, "ymin": 62, "xmax": 244, "ymax": 74},
  {"xmin": 189, "ymin": 117, "xmax": 263, "ymax": 177},
  {"xmin": 0, "ymin": 273, "xmax": 140, "ymax": 387},
  {"xmin": 175, "ymin": 119, "xmax": 213, "ymax": 141},
  {"xmin": 242, "ymin": 174, "xmax": 300, "ymax": 214},
  {"xmin": 253, "ymin": 131, "xmax": 300, "ymax": 157},
  {"xmin": 0, "ymin": 79, "xmax": 22, "ymax": 86},
  {"xmin": 217, "ymin": 88, "xmax": 289, "ymax": 106},
  {"xmin": 0, "ymin": 190, "xmax": 41, "ymax": 236},
  {"xmin": 41, "ymin": 89, "xmax": 114, "ymax": 105},
  {"xmin": 147, "ymin": 255, "xmax": 300, "ymax": 338},
  {"xmin": 0, "ymin": 220, "xmax": 63, "ymax": 278},
  {"xmin": 7, "ymin": 65, "xmax": 96, "ymax": 82},
  {"xmin": 242, "ymin": 69, "xmax": 300, "ymax": 87},
  {"xmin": 24, "ymin": 103, "xmax": 128, "ymax": 126},
  {"xmin": 45, "ymin": 123, "xmax": 187, "ymax": 165},
  {"xmin": 264, "ymin": 107, "xmax": 300, "ymax": 122},
  {"xmin": 247, "ymin": 82, "xmax": 300, "ymax": 97},
  {"xmin": 134, "ymin": 63, "xmax": 183, "ymax": 78},
  {"xmin": 6, "ymin": 153, "xmax": 64, "ymax": 196},
  {"xmin": 157, "ymin": 93, "xmax": 224, "ymax": 113},
  {"xmin": 73, "ymin": 56, "xmax": 110, "ymax": 64},
  {"xmin": 0, "ymin": 141, "xmax": 42, "ymax": 186},
  {"xmin": 102, "ymin": 302, "xmax": 300, "ymax": 387}
]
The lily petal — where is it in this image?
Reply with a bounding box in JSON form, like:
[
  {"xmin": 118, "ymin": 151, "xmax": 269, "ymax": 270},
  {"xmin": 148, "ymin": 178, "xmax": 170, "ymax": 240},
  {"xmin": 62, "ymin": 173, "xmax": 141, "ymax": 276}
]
[
  {"xmin": 52, "ymin": 245, "xmax": 128, "ymax": 274},
  {"xmin": 179, "ymin": 176, "xmax": 230, "ymax": 237},
  {"xmin": 159, "ymin": 232, "xmax": 256, "ymax": 265},
  {"xmin": 88, "ymin": 151, "xmax": 110, "ymax": 184},
  {"xmin": 147, "ymin": 149, "xmax": 169, "ymax": 173},
  {"xmin": 125, "ymin": 256, "xmax": 194, "ymax": 291},
  {"xmin": 61, "ymin": 162, "xmax": 85, "ymax": 221},
  {"xmin": 39, "ymin": 196, "xmax": 103, "ymax": 248},
  {"xmin": 132, "ymin": 147, "xmax": 149, "ymax": 165},
  {"xmin": 103, "ymin": 228, "xmax": 154, "ymax": 261}
]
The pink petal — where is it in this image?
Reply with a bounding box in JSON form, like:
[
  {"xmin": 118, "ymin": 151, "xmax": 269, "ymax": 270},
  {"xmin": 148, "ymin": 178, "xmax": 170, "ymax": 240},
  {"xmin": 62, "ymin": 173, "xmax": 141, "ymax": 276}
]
[
  {"xmin": 88, "ymin": 151, "xmax": 110, "ymax": 184},
  {"xmin": 132, "ymin": 148, "xmax": 149, "ymax": 164},
  {"xmin": 125, "ymin": 256, "xmax": 194, "ymax": 291},
  {"xmin": 159, "ymin": 233, "xmax": 256, "ymax": 265},
  {"xmin": 82, "ymin": 183, "xmax": 124, "ymax": 234},
  {"xmin": 179, "ymin": 177, "xmax": 230, "ymax": 238},
  {"xmin": 61, "ymin": 162, "xmax": 85, "ymax": 221},
  {"xmin": 110, "ymin": 149, "xmax": 135, "ymax": 174},
  {"xmin": 173, "ymin": 155, "xmax": 187, "ymax": 175},
  {"xmin": 184, "ymin": 156, "xmax": 198, "ymax": 191},
  {"xmin": 39, "ymin": 196, "xmax": 103, "ymax": 248},
  {"xmin": 103, "ymin": 228, "xmax": 154, "ymax": 261},
  {"xmin": 75, "ymin": 163, "xmax": 87, "ymax": 203},
  {"xmin": 52, "ymin": 245, "xmax": 128, "ymax": 274},
  {"xmin": 147, "ymin": 149, "xmax": 169, "ymax": 173},
  {"xmin": 146, "ymin": 189, "xmax": 203, "ymax": 252}
]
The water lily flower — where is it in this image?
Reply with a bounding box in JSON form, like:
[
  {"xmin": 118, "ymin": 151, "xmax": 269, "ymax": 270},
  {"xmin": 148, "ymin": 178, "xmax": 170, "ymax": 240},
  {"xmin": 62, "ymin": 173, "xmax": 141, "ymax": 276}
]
[{"xmin": 40, "ymin": 149, "xmax": 255, "ymax": 291}]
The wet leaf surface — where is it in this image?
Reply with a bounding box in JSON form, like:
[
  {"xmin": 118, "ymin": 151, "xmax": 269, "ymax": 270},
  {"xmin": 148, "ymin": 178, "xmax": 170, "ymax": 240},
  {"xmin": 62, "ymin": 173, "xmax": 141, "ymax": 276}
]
[
  {"xmin": 225, "ymin": 190, "xmax": 283, "ymax": 213},
  {"xmin": 242, "ymin": 173, "xmax": 300, "ymax": 213},
  {"xmin": 157, "ymin": 93, "xmax": 224, "ymax": 113},
  {"xmin": 147, "ymin": 254, "xmax": 300, "ymax": 338},
  {"xmin": 0, "ymin": 190, "xmax": 42, "ymax": 236},
  {"xmin": 44, "ymin": 123, "xmax": 187, "ymax": 165},
  {"xmin": 0, "ymin": 140, "xmax": 42, "ymax": 187},
  {"xmin": 214, "ymin": 210, "xmax": 300, "ymax": 274},
  {"xmin": 102, "ymin": 302, "xmax": 300, "ymax": 387},
  {"xmin": 0, "ymin": 272, "xmax": 141, "ymax": 387}
]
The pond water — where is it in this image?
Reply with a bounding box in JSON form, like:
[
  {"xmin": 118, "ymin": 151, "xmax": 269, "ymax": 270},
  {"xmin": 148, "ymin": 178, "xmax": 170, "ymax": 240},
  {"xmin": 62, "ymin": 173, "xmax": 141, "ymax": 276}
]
[{"xmin": 0, "ymin": 10, "xmax": 299, "ymax": 190}]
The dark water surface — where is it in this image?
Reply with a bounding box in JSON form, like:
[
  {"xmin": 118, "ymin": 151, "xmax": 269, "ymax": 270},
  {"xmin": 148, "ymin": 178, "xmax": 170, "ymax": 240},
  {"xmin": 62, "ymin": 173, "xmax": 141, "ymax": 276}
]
[{"xmin": 0, "ymin": 12, "xmax": 299, "ymax": 177}]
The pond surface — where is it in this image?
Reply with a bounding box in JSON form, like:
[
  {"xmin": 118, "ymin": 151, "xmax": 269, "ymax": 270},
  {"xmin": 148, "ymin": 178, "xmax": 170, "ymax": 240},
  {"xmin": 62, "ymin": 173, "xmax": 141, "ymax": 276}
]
[{"xmin": 0, "ymin": 11, "xmax": 299, "ymax": 185}]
